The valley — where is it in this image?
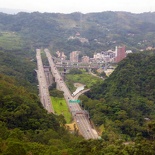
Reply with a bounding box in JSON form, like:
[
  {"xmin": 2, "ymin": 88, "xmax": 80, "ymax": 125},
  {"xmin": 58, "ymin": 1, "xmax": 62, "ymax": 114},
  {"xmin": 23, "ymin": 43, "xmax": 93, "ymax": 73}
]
[{"xmin": 0, "ymin": 11, "xmax": 155, "ymax": 155}]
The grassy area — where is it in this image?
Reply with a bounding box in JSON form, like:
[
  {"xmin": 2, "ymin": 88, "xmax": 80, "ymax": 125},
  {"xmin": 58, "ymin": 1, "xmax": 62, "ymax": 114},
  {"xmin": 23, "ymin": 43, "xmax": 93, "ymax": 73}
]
[
  {"xmin": 51, "ymin": 97, "xmax": 72, "ymax": 123},
  {"xmin": 0, "ymin": 32, "xmax": 25, "ymax": 50},
  {"xmin": 65, "ymin": 70, "xmax": 103, "ymax": 92}
]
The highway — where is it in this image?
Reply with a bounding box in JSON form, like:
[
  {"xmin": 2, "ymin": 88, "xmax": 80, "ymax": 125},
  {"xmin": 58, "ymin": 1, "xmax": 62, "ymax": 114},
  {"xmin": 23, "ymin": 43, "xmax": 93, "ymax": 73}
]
[
  {"xmin": 44, "ymin": 48, "xmax": 99, "ymax": 139},
  {"xmin": 36, "ymin": 49, "xmax": 54, "ymax": 113}
]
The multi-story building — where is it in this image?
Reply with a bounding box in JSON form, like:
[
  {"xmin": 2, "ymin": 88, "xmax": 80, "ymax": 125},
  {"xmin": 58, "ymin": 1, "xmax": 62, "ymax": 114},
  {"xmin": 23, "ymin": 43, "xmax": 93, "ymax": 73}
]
[
  {"xmin": 70, "ymin": 51, "xmax": 79, "ymax": 62},
  {"xmin": 114, "ymin": 46, "xmax": 126, "ymax": 63},
  {"xmin": 56, "ymin": 51, "xmax": 67, "ymax": 60},
  {"xmin": 94, "ymin": 53, "xmax": 103, "ymax": 60},
  {"xmin": 81, "ymin": 56, "xmax": 90, "ymax": 63}
]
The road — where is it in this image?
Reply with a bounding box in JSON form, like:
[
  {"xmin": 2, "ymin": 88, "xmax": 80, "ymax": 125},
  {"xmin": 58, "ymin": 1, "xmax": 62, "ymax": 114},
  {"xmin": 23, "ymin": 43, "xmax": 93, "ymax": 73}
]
[
  {"xmin": 44, "ymin": 48, "xmax": 99, "ymax": 139},
  {"xmin": 36, "ymin": 49, "xmax": 54, "ymax": 113},
  {"xmin": 74, "ymin": 89, "xmax": 90, "ymax": 100}
]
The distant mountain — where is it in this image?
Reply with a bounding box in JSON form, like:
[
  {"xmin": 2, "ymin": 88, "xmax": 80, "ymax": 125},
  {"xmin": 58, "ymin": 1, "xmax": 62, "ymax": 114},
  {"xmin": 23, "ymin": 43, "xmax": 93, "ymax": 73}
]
[
  {"xmin": 0, "ymin": 11, "xmax": 155, "ymax": 56},
  {"xmin": 0, "ymin": 8, "xmax": 30, "ymax": 14}
]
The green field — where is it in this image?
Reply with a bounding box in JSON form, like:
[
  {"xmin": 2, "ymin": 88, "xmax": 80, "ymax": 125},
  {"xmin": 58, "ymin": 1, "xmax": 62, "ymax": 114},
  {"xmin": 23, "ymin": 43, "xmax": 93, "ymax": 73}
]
[
  {"xmin": 0, "ymin": 32, "xmax": 25, "ymax": 50},
  {"xmin": 66, "ymin": 71, "xmax": 103, "ymax": 92},
  {"xmin": 51, "ymin": 97, "xmax": 72, "ymax": 123}
]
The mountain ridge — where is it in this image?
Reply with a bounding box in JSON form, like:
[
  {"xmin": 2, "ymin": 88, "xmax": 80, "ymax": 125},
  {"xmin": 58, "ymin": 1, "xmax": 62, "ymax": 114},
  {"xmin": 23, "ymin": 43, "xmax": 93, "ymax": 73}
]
[{"xmin": 0, "ymin": 11, "xmax": 155, "ymax": 56}]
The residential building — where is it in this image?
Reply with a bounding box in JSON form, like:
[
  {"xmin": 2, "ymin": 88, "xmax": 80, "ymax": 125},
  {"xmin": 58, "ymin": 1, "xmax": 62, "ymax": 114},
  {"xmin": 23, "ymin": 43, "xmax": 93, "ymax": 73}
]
[
  {"xmin": 70, "ymin": 51, "xmax": 79, "ymax": 62},
  {"xmin": 81, "ymin": 56, "xmax": 90, "ymax": 63}
]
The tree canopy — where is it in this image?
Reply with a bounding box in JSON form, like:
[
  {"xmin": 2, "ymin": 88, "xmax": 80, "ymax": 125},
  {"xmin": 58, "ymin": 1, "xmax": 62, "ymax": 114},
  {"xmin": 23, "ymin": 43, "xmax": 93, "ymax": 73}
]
[{"xmin": 84, "ymin": 51, "xmax": 155, "ymax": 140}]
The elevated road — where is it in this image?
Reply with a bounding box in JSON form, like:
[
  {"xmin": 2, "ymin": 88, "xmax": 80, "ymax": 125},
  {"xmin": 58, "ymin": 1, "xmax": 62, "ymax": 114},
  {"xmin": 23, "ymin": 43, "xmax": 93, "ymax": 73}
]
[
  {"xmin": 56, "ymin": 64, "xmax": 100, "ymax": 69},
  {"xmin": 44, "ymin": 48, "xmax": 99, "ymax": 139},
  {"xmin": 36, "ymin": 49, "xmax": 54, "ymax": 113},
  {"xmin": 52, "ymin": 56, "xmax": 101, "ymax": 69},
  {"xmin": 73, "ymin": 89, "xmax": 90, "ymax": 100}
]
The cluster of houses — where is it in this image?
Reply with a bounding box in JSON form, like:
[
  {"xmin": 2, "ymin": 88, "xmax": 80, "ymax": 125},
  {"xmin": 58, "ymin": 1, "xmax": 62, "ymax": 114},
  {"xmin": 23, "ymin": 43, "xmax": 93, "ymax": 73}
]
[{"xmin": 57, "ymin": 46, "xmax": 132, "ymax": 64}]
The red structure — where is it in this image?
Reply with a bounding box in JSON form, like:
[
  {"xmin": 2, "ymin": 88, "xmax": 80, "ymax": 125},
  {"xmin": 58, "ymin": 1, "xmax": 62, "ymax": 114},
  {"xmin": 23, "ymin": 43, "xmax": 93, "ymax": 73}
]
[{"xmin": 114, "ymin": 46, "xmax": 126, "ymax": 63}]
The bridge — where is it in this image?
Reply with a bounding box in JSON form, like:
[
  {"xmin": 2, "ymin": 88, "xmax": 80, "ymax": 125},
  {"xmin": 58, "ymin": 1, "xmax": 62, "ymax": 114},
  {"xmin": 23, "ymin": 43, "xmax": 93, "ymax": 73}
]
[
  {"xmin": 73, "ymin": 89, "xmax": 90, "ymax": 100},
  {"xmin": 43, "ymin": 66, "xmax": 54, "ymax": 86},
  {"xmin": 56, "ymin": 64, "xmax": 100, "ymax": 69},
  {"xmin": 72, "ymin": 110, "xmax": 90, "ymax": 119},
  {"xmin": 52, "ymin": 56, "xmax": 102, "ymax": 69}
]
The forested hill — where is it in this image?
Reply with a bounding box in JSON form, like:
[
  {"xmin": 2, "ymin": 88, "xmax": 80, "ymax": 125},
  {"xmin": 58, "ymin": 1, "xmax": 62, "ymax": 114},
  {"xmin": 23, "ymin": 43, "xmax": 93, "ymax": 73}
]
[
  {"xmin": 1, "ymin": 73, "xmax": 155, "ymax": 154},
  {"xmin": 0, "ymin": 11, "xmax": 155, "ymax": 56},
  {"xmin": 1, "ymin": 11, "xmax": 155, "ymax": 154},
  {"xmin": 82, "ymin": 51, "xmax": 155, "ymax": 141},
  {"xmin": 90, "ymin": 51, "xmax": 155, "ymax": 100},
  {"xmin": 0, "ymin": 74, "xmax": 84, "ymax": 154},
  {"xmin": 0, "ymin": 74, "xmax": 59, "ymax": 131}
]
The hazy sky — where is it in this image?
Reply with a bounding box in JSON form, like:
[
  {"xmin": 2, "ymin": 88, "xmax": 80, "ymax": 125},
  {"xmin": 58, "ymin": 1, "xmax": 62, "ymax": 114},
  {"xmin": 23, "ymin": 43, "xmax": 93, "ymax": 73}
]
[{"xmin": 0, "ymin": 0, "xmax": 155, "ymax": 14}]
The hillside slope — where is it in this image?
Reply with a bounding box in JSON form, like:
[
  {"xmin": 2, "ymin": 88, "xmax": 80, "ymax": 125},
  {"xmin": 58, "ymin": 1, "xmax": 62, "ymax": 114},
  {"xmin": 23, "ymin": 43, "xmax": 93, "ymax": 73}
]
[
  {"xmin": 0, "ymin": 74, "xmax": 84, "ymax": 154},
  {"xmin": 0, "ymin": 11, "xmax": 155, "ymax": 56},
  {"xmin": 83, "ymin": 51, "xmax": 155, "ymax": 140},
  {"xmin": 92, "ymin": 51, "xmax": 155, "ymax": 100}
]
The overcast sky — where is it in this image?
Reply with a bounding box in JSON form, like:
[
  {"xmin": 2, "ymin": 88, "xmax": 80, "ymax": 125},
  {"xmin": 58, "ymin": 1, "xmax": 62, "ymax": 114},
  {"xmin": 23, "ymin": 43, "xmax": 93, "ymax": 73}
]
[{"xmin": 0, "ymin": 0, "xmax": 155, "ymax": 14}]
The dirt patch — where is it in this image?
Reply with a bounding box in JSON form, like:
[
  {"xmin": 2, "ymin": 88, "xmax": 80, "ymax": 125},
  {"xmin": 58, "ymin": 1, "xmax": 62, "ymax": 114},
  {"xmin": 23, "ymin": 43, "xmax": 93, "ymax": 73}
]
[
  {"xmin": 65, "ymin": 122, "xmax": 78, "ymax": 131},
  {"xmin": 74, "ymin": 83, "xmax": 85, "ymax": 87}
]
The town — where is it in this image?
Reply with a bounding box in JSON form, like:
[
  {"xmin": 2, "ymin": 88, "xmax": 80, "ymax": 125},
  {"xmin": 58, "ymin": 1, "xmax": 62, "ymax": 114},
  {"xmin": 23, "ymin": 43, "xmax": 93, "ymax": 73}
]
[{"xmin": 56, "ymin": 45, "xmax": 132, "ymax": 75}]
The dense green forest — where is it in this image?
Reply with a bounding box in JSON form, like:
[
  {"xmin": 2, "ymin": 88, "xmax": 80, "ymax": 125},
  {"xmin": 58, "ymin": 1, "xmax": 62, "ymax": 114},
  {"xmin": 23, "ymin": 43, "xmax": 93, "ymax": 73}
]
[
  {"xmin": 1, "ymin": 46, "xmax": 155, "ymax": 154},
  {"xmin": 1, "ymin": 74, "xmax": 155, "ymax": 154},
  {"xmin": 0, "ymin": 74, "xmax": 82, "ymax": 154},
  {"xmin": 83, "ymin": 51, "xmax": 155, "ymax": 142}
]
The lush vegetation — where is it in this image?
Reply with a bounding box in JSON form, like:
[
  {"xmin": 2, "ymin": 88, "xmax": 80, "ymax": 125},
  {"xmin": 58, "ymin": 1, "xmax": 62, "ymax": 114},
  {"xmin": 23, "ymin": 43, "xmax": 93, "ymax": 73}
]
[
  {"xmin": 1, "ymin": 11, "xmax": 155, "ymax": 154},
  {"xmin": 51, "ymin": 97, "xmax": 72, "ymax": 123},
  {"xmin": 1, "ymin": 71, "xmax": 155, "ymax": 155},
  {"xmin": 0, "ymin": 30, "xmax": 37, "ymax": 92},
  {"xmin": 0, "ymin": 74, "xmax": 59, "ymax": 131},
  {"xmin": 0, "ymin": 74, "xmax": 84, "ymax": 154},
  {"xmin": 0, "ymin": 32, "xmax": 26, "ymax": 50},
  {"xmin": 0, "ymin": 50, "xmax": 37, "ymax": 92},
  {"xmin": 0, "ymin": 12, "xmax": 155, "ymax": 57},
  {"xmin": 2, "ymin": 73, "xmax": 155, "ymax": 155},
  {"xmin": 82, "ymin": 51, "xmax": 155, "ymax": 142},
  {"xmin": 65, "ymin": 69, "xmax": 103, "ymax": 92}
]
